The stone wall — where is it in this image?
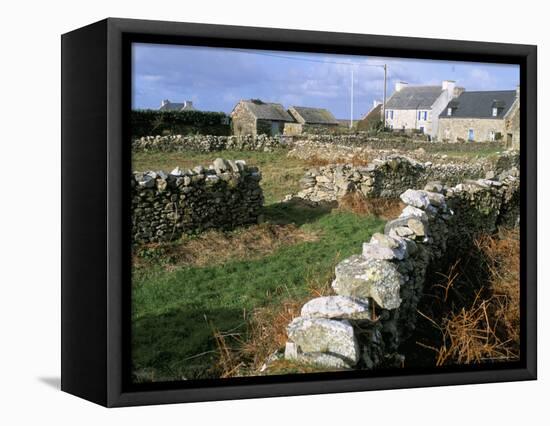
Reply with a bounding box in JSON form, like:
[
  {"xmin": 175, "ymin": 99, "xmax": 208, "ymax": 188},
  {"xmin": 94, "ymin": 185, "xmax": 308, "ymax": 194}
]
[
  {"xmin": 282, "ymin": 172, "xmax": 520, "ymax": 370},
  {"xmin": 289, "ymin": 135, "xmax": 506, "ymax": 152},
  {"xmin": 132, "ymin": 159, "xmax": 263, "ymax": 243},
  {"xmin": 293, "ymin": 154, "xmax": 519, "ymax": 202},
  {"xmin": 438, "ymin": 117, "xmax": 507, "ymax": 142},
  {"xmin": 132, "ymin": 134, "xmax": 289, "ymax": 153}
]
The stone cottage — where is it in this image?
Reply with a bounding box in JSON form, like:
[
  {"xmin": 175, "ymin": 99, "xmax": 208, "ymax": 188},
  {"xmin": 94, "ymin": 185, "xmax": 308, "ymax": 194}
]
[
  {"xmin": 357, "ymin": 100, "xmax": 383, "ymax": 131},
  {"xmin": 231, "ymin": 99, "xmax": 294, "ymax": 136},
  {"xmin": 159, "ymin": 99, "xmax": 196, "ymax": 111},
  {"xmin": 384, "ymin": 80, "xmax": 464, "ymax": 139},
  {"xmin": 437, "ymin": 89, "xmax": 519, "ymax": 148}
]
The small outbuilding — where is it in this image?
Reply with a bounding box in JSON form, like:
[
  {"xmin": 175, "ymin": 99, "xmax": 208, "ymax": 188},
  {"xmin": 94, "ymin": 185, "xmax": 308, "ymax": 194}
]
[
  {"xmin": 231, "ymin": 99, "xmax": 294, "ymax": 136},
  {"xmin": 357, "ymin": 100, "xmax": 383, "ymax": 131}
]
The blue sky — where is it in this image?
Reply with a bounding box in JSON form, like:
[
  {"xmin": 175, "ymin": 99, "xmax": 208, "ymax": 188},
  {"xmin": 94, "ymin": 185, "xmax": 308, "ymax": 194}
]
[{"xmin": 132, "ymin": 43, "xmax": 519, "ymax": 119}]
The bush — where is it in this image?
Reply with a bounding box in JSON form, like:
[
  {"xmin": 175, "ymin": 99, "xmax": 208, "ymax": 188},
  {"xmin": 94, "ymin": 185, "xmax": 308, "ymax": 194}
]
[{"xmin": 131, "ymin": 109, "xmax": 231, "ymax": 137}]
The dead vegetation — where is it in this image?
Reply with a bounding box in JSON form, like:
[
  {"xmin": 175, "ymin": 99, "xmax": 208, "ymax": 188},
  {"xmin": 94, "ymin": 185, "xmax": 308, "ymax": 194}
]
[
  {"xmin": 212, "ymin": 259, "xmax": 339, "ymax": 378},
  {"xmin": 133, "ymin": 222, "xmax": 319, "ymax": 270},
  {"xmin": 416, "ymin": 228, "xmax": 520, "ymax": 366},
  {"xmin": 338, "ymin": 192, "xmax": 404, "ymax": 220},
  {"xmin": 303, "ymin": 153, "xmax": 370, "ymax": 167}
]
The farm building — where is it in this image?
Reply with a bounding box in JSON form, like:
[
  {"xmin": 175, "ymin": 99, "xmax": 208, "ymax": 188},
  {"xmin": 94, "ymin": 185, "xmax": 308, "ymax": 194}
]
[
  {"xmin": 357, "ymin": 100, "xmax": 383, "ymax": 131},
  {"xmin": 231, "ymin": 99, "xmax": 294, "ymax": 136},
  {"xmin": 384, "ymin": 80, "xmax": 464, "ymax": 139},
  {"xmin": 284, "ymin": 106, "xmax": 339, "ymax": 135},
  {"xmin": 437, "ymin": 89, "xmax": 520, "ymax": 148},
  {"xmin": 159, "ymin": 99, "xmax": 196, "ymax": 111}
]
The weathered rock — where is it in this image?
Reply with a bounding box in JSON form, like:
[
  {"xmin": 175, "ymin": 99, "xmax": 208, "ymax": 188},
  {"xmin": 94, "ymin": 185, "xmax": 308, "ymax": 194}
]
[
  {"xmin": 297, "ymin": 352, "xmax": 353, "ymax": 369},
  {"xmin": 287, "ymin": 317, "xmax": 359, "ymax": 365},
  {"xmin": 363, "ymin": 233, "xmax": 407, "ymax": 260},
  {"xmin": 400, "ymin": 189, "xmax": 431, "ymax": 209},
  {"xmin": 301, "ymin": 296, "xmax": 372, "ymax": 320},
  {"xmin": 332, "ymin": 255, "xmax": 403, "ymax": 309}
]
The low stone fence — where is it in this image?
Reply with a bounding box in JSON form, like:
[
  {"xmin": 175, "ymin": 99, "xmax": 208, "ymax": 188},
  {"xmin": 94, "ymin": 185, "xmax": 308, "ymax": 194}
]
[
  {"xmin": 283, "ymin": 172, "xmax": 519, "ymax": 370},
  {"xmin": 132, "ymin": 134, "xmax": 290, "ymax": 153},
  {"xmin": 132, "ymin": 159, "xmax": 263, "ymax": 243},
  {"xmin": 294, "ymin": 134, "xmax": 507, "ymax": 152},
  {"xmin": 293, "ymin": 155, "xmax": 518, "ymax": 202}
]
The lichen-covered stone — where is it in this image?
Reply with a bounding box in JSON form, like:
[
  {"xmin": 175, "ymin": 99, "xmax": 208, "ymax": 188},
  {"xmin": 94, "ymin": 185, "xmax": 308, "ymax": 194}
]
[
  {"xmin": 300, "ymin": 296, "xmax": 371, "ymax": 320},
  {"xmin": 332, "ymin": 255, "xmax": 404, "ymax": 310},
  {"xmin": 287, "ymin": 317, "xmax": 359, "ymax": 365},
  {"xmin": 362, "ymin": 233, "xmax": 407, "ymax": 260}
]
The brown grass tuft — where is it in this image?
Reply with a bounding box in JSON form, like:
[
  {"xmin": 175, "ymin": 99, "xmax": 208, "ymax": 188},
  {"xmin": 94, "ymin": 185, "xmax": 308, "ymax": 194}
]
[
  {"xmin": 338, "ymin": 192, "xmax": 404, "ymax": 220},
  {"xmin": 212, "ymin": 256, "xmax": 340, "ymax": 377},
  {"xmin": 421, "ymin": 228, "xmax": 520, "ymax": 366},
  {"xmin": 134, "ymin": 223, "xmax": 318, "ymax": 270},
  {"xmin": 303, "ymin": 153, "xmax": 370, "ymax": 167}
]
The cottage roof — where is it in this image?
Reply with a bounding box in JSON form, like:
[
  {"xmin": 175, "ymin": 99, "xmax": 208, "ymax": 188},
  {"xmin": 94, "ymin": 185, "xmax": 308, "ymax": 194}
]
[
  {"xmin": 240, "ymin": 100, "xmax": 294, "ymax": 121},
  {"xmin": 361, "ymin": 103, "xmax": 382, "ymax": 121},
  {"xmin": 289, "ymin": 106, "xmax": 339, "ymax": 125},
  {"xmin": 385, "ymin": 86, "xmax": 444, "ymax": 110},
  {"xmin": 439, "ymin": 90, "xmax": 517, "ymax": 119},
  {"xmin": 159, "ymin": 101, "xmax": 196, "ymax": 112}
]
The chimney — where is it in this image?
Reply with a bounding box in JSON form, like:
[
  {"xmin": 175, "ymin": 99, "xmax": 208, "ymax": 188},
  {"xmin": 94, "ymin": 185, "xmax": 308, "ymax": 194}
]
[
  {"xmin": 373, "ymin": 99, "xmax": 382, "ymax": 108},
  {"xmin": 442, "ymin": 80, "xmax": 456, "ymax": 94},
  {"xmin": 184, "ymin": 100, "xmax": 194, "ymax": 109},
  {"xmin": 161, "ymin": 99, "xmax": 170, "ymax": 107},
  {"xmin": 395, "ymin": 82, "xmax": 408, "ymax": 92}
]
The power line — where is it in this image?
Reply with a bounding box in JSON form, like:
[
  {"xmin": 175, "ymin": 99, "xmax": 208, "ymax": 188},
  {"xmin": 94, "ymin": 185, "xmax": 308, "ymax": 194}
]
[{"xmin": 229, "ymin": 48, "xmax": 386, "ymax": 68}]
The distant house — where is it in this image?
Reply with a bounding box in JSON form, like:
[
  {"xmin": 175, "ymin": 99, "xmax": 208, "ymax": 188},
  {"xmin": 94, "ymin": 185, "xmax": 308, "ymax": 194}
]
[
  {"xmin": 384, "ymin": 81, "xmax": 464, "ymax": 139},
  {"xmin": 159, "ymin": 99, "xmax": 196, "ymax": 111},
  {"xmin": 357, "ymin": 100, "xmax": 383, "ymax": 131},
  {"xmin": 438, "ymin": 89, "xmax": 519, "ymax": 147},
  {"xmin": 231, "ymin": 99, "xmax": 294, "ymax": 136}
]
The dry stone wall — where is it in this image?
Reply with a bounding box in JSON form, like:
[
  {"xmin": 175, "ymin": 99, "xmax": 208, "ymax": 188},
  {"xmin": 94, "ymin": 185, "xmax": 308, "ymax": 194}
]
[
  {"xmin": 294, "ymin": 154, "xmax": 518, "ymax": 202},
  {"xmin": 132, "ymin": 134, "xmax": 290, "ymax": 153},
  {"xmin": 132, "ymin": 159, "xmax": 263, "ymax": 243},
  {"xmin": 283, "ymin": 172, "xmax": 519, "ymax": 370}
]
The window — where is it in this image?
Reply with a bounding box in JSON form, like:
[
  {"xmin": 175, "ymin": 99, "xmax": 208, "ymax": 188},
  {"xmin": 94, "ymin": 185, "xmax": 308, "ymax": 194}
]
[
  {"xmin": 418, "ymin": 111, "xmax": 421, "ymax": 120},
  {"xmin": 492, "ymin": 107, "xmax": 498, "ymax": 117},
  {"xmin": 389, "ymin": 110, "xmax": 394, "ymax": 119},
  {"xmin": 419, "ymin": 126, "xmax": 425, "ymax": 134},
  {"xmin": 468, "ymin": 129, "xmax": 474, "ymax": 141},
  {"xmin": 423, "ymin": 111, "xmax": 427, "ymax": 120},
  {"xmin": 447, "ymin": 107, "xmax": 452, "ymax": 116},
  {"xmin": 489, "ymin": 131, "xmax": 495, "ymax": 141}
]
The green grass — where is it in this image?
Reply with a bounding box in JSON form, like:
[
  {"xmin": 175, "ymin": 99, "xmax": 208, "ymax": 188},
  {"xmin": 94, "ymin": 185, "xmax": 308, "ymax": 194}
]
[
  {"xmin": 132, "ymin": 149, "xmax": 307, "ymax": 204},
  {"xmin": 132, "ymin": 208, "xmax": 384, "ymax": 381}
]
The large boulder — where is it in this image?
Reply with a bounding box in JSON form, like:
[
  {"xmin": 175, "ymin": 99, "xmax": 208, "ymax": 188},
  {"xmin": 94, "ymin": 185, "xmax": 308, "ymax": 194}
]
[
  {"xmin": 287, "ymin": 317, "xmax": 359, "ymax": 365},
  {"xmin": 332, "ymin": 255, "xmax": 404, "ymax": 310},
  {"xmin": 300, "ymin": 295, "xmax": 371, "ymax": 320},
  {"xmin": 362, "ymin": 232, "xmax": 408, "ymax": 260}
]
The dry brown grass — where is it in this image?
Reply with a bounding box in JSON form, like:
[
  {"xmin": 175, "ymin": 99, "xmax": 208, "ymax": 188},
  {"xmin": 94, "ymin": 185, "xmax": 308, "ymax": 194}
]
[
  {"xmin": 338, "ymin": 192, "xmax": 404, "ymax": 220},
  {"xmin": 303, "ymin": 153, "xmax": 370, "ymax": 167},
  {"xmin": 420, "ymin": 228, "xmax": 520, "ymax": 366},
  {"xmin": 134, "ymin": 223, "xmax": 319, "ymax": 270},
  {"xmin": 212, "ymin": 256, "xmax": 340, "ymax": 377}
]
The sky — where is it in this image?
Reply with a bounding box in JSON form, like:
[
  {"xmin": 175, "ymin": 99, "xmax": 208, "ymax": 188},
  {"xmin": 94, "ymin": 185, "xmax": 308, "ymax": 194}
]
[{"xmin": 132, "ymin": 43, "xmax": 520, "ymax": 119}]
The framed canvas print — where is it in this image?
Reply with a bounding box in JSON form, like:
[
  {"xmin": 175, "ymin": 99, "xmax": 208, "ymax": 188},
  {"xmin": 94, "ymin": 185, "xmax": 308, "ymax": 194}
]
[{"xmin": 61, "ymin": 18, "xmax": 537, "ymax": 407}]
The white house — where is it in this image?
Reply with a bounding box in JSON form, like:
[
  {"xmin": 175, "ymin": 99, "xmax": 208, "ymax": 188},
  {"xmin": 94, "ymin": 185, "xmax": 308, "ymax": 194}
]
[{"xmin": 384, "ymin": 80, "xmax": 464, "ymax": 139}]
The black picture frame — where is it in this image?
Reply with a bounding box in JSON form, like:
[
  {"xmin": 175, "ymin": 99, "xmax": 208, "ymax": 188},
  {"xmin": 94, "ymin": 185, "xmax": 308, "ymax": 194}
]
[{"xmin": 61, "ymin": 17, "xmax": 537, "ymax": 407}]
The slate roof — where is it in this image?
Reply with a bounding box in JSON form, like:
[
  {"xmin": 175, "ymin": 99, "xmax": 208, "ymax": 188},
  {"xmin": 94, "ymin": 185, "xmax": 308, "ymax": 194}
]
[
  {"xmin": 159, "ymin": 102, "xmax": 186, "ymax": 111},
  {"xmin": 288, "ymin": 106, "xmax": 339, "ymax": 125},
  {"xmin": 159, "ymin": 101, "xmax": 196, "ymax": 112},
  {"xmin": 385, "ymin": 86, "xmax": 444, "ymax": 110},
  {"xmin": 439, "ymin": 90, "xmax": 517, "ymax": 119},
  {"xmin": 240, "ymin": 100, "xmax": 294, "ymax": 121}
]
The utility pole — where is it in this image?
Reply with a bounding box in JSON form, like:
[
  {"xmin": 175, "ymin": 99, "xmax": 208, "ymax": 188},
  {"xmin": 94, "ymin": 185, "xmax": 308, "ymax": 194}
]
[
  {"xmin": 382, "ymin": 64, "xmax": 387, "ymax": 126},
  {"xmin": 350, "ymin": 67, "xmax": 354, "ymax": 129}
]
